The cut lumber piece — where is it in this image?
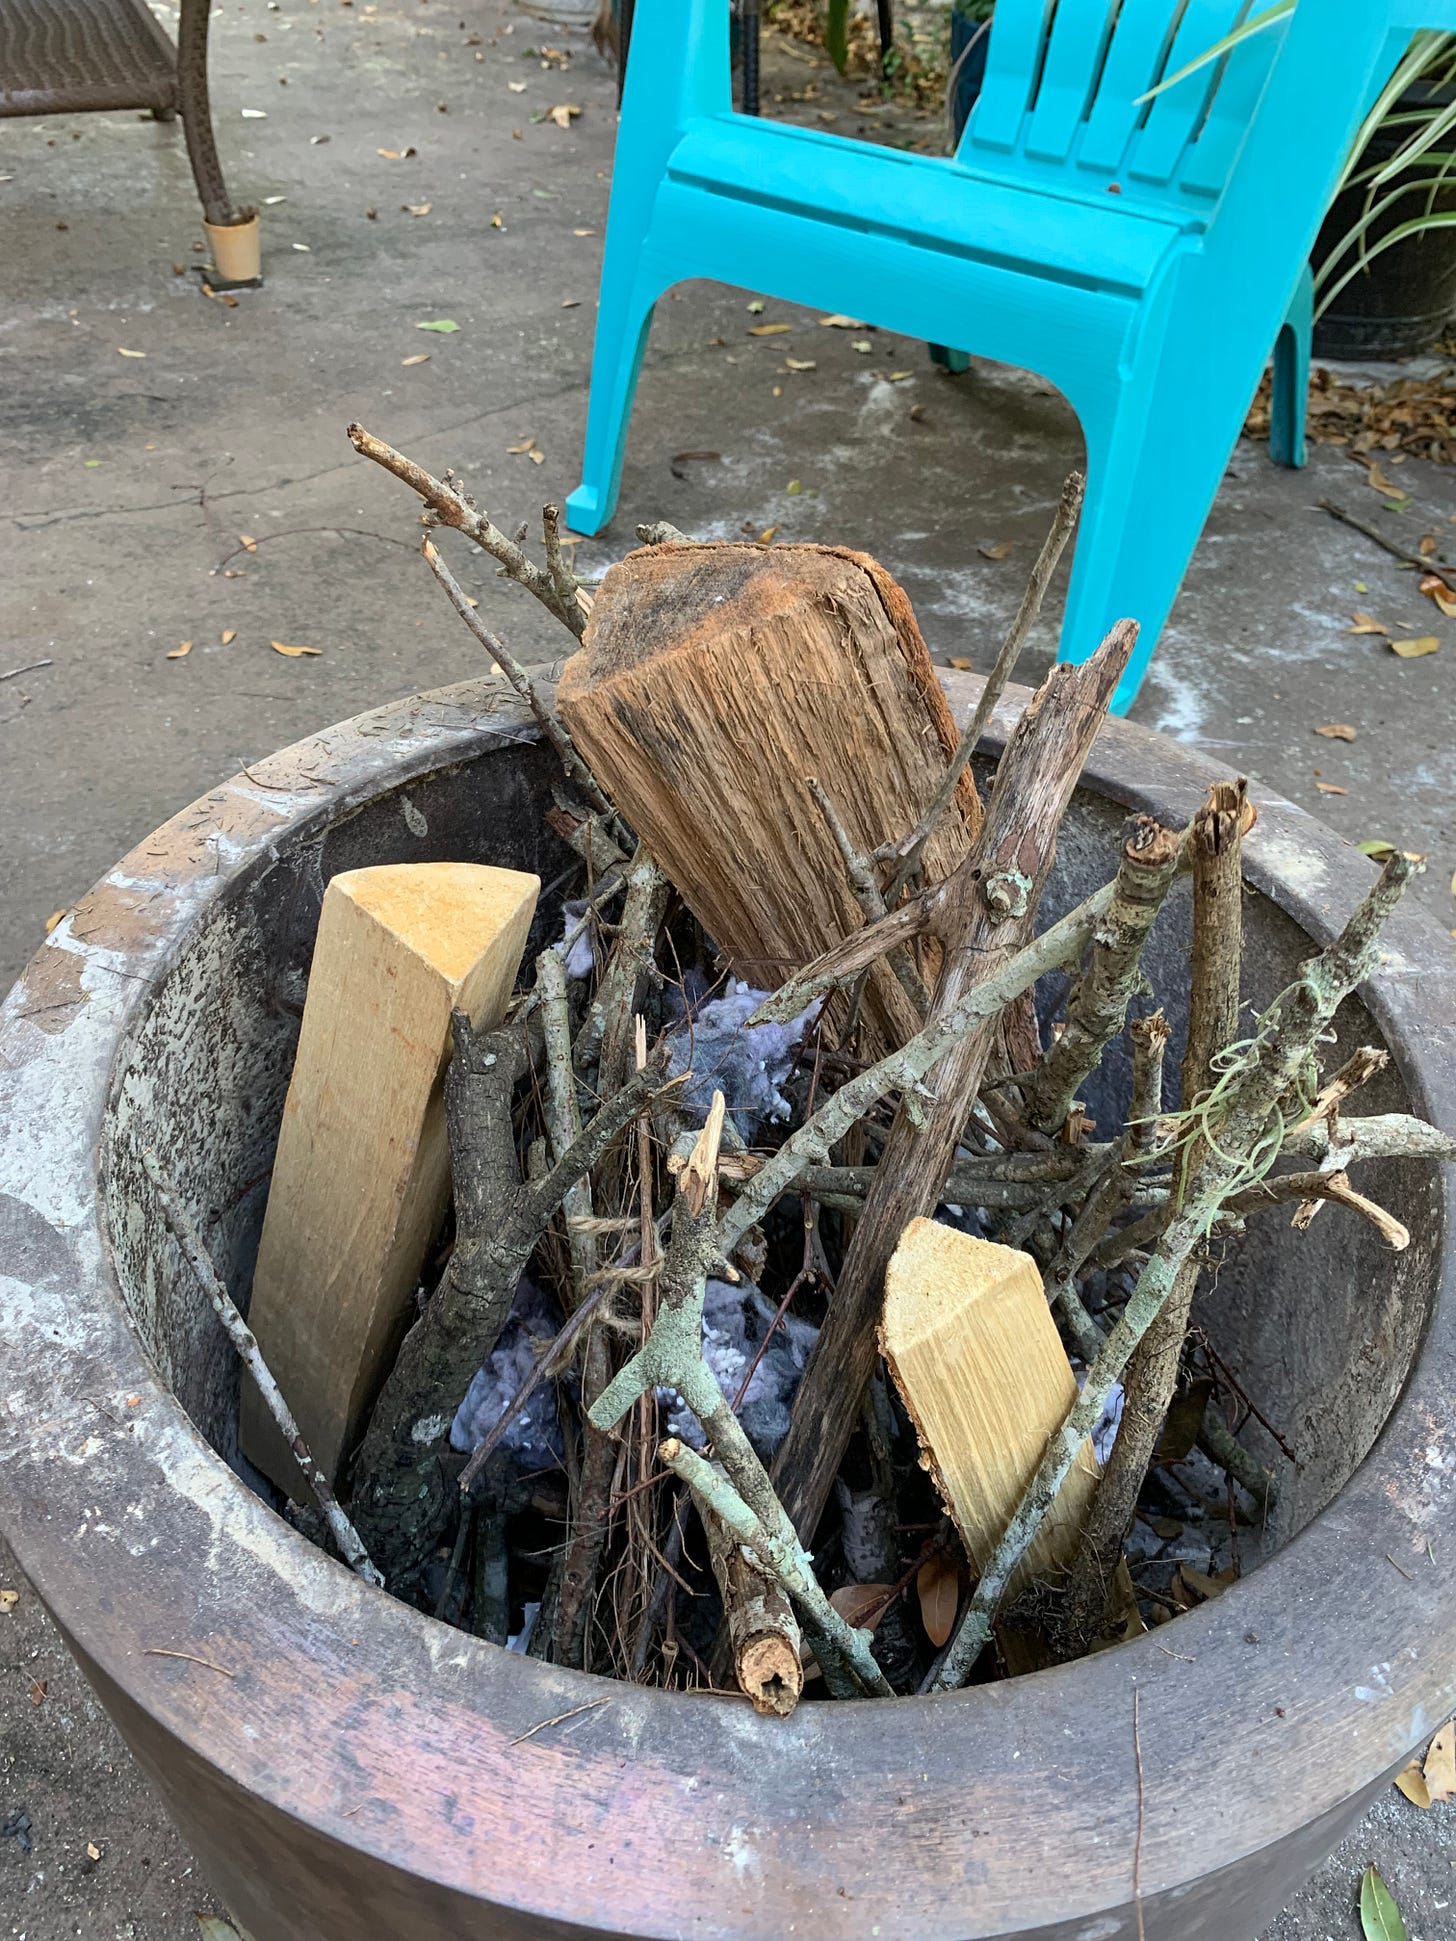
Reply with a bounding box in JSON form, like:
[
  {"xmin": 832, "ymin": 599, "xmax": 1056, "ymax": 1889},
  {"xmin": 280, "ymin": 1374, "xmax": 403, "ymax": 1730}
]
[
  {"xmin": 880, "ymin": 1218, "xmax": 1103, "ymax": 1602},
  {"xmin": 240, "ymin": 861, "xmax": 540, "ymax": 1498},
  {"xmin": 556, "ymin": 542, "xmax": 983, "ymax": 1056}
]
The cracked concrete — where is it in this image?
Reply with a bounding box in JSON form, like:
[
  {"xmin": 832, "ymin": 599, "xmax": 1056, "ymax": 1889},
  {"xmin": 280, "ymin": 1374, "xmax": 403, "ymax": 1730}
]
[{"xmin": 3, "ymin": 1, "xmax": 1456, "ymax": 1936}]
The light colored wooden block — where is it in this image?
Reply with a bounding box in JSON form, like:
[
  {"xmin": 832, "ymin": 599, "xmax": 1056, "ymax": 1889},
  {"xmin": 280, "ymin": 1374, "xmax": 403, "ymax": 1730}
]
[
  {"xmin": 880, "ymin": 1217, "xmax": 1103, "ymax": 1602},
  {"xmin": 240, "ymin": 861, "xmax": 539, "ymax": 1496}
]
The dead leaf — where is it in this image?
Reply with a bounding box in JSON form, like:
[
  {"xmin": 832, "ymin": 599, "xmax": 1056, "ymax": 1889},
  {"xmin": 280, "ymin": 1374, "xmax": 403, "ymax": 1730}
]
[
  {"xmin": 1420, "ymin": 574, "xmax": 1456, "ymax": 617},
  {"xmin": 546, "ymin": 103, "xmax": 580, "ymax": 128},
  {"xmin": 404, "ymin": 202, "xmax": 432, "ymax": 216},
  {"xmin": 783, "ymin": 357, "xmax": 816, "ymax": 371},
  {"xmin": 560, "ymin": 298, "xmax": 580, "ymax": 308},
  {"xmin": 1366, "ymin": 459, "xmax": 1404, "ymax": 498},
  {"xmin": 0, "ymin": 1589, "xmax": 17, "ymax": 1613},
  {"xmin": 166, "ymin": 640, "xmax": 193, "ymax": 659},
  {"xmin": 1423, "ymin": 1719, "xmax": 1456, "ymax": 1802},
  {"xmin": 221, "ymin": 629, "xmax": 236, "ymax": 644},
  {"xmin": 1155, "ymin": 1377, "xmax": 1215, "ymax": 1463},
  {"xmin": 401, "ymin": 352, "xmax": 431, "ymax": 365},
  {"xmin": 507, "ymin": 436, "xmax": 544, "ymax": 463},
  {"xmin": 979, "ymin": 541, "xmax": 1011, "ymax": 560},
  {"xmin": 1315, "ymin": 723, "xmax": 1358, "ymax": 740},
  {"xmin": 1390, "ymin": 636, "xmax": 1440, "ymax": 658},
  {"xmin": 1395, "ymin": 1755, "xmax": 1431, "ymax": 1808},
  {"xmin": 1316, "ymin": 781, "xmax": 1349, "ymax": 795},
  {"xmin": 1420, "ymin": 533, "xmax": 1438, "ymax": 556},
  {"xmin": 508, "ymin": 80, "xmax": 527, "ymax": 93},
  {"xmin": 44, "ymin": 912, "xmax": 66, "ymax": 933},
  {"xmin": 851, "ymin": 339, "xmax": 873, "ymax": 353},
  {"xmin": 572, "ymin": 227, "xmax": 595, "ymax": 236},
  {"xmin": 118, "ymin": 347, "xmax": 146, "ymax": 358},
  {"xmin": 490, "ymin": 212, "xmax": 504, "ymax": 229},
  {"xmin": 757, "ymin": 525, "xmax": 778, "ymax": 544},
  {"xmin": 30, "ymin": 1679, "xmax": 46, "ymax": 1706},
  {"xmin": 238, "ymin": 534, "xmax": 258, "ymax": 552},
  {"xmin": 270, "ymin": 641, "xmax": 322, "ymax": 657},
  {"xmin": 86, "ymin": 1842, "xmax": 101, "ymax": 1862},
  {"xmin": 948, "ymin": 656, "xmax": 974, "ymax": 670},
  {"xmin": 819, "ymin": 313, "xmax": 867, "ymax": 327},
  {"xmin": 748, "ymin": 323, "xmax": 791, "ymax": 336},
  {"xmin": 829, "ymin": 1583, "xmax": 891, "ymax": 1630},
  {"xmin": 917, "ymin": 1552, "xmax": 958, "ymax": 1647},
  {"xmin": 1348, "ymin": 612, "xmax": 1389, "ymax": 635},
  {"xmin": 1359, "ymin": 839, "xmax": 1396, "ymax": 859},
  {"xmin": 1174, "ymin": 1563, "xmax": 1232, "ymax": 1605},
  {"xmin": 886, "ymin": 370, "xmax": 913, "ymax": 382}
]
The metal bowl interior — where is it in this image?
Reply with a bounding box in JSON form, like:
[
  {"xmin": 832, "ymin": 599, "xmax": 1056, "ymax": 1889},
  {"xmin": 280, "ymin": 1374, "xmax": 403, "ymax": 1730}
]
[{"xmin": 3, "ymin": 674, "xmax": 1454, "ymax": 1941}]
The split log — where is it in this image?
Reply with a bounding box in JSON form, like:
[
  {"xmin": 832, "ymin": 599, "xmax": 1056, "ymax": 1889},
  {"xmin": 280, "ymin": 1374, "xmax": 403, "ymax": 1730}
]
[
  {"xmin": 241, "ymin": 862, "xmax": 539, "ymax": 1496},
  {"xmin": 881, "ymin": 1221, "xmax": 1103, "ymax": 1602},
  {"xmin": 770, "ymin": 623, "xmax": 1137, "ymax": 1541},
  {"xmin": 556, "ymin": 543, "xmax": 983, "ymax": 1055}
]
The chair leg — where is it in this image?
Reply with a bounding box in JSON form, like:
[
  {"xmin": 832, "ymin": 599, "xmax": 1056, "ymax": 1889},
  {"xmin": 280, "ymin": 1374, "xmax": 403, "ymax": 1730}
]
[
  {"xmin": 929, "ymin": 343, "xmax": 972, "ymax": 375},
  {"xmin": 1269, "ymin": 263, "xmax": 1313, "ymax": 470},
  {"xmin": 564, "ymin": 268, "xmax": 663, "ymax": 535}
]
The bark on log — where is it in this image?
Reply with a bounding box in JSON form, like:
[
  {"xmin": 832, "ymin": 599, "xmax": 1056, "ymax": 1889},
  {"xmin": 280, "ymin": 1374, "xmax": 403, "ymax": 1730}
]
[
  {"xmin": 769, "ymin": 623, "xmax": 1138, "ymax": 1542},
  {"xmin": 556, "ymin": 543, "xmax": 983, "ymax": 1055}
]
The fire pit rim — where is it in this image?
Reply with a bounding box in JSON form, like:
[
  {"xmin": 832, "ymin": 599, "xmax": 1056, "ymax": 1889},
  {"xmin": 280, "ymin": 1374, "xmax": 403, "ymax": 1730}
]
[{"xmin": 1, "ymin": 671, "xmax": 1453, "ymax": 1941}]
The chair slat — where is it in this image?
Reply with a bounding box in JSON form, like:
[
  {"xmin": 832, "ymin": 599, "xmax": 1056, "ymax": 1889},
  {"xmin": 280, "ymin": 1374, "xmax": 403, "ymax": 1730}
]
[
  {"xmin": 969, "ymin": 0, "xmax": 1057, "ymax": 152},
  {"xmin": 1079, "ymin": 0, "xmax": 1190, "ymax": 175},
  {"xmin": 1178, "ymin": 9, "xmax": 1289, "ymax": 197},
  {"xmin": 1024, "ymin": 0, "xmax": 1121, "ymax": 162},
  {"xmin": 1130, "ymin": 0, "xmax": 1250, "ymax": 186}
]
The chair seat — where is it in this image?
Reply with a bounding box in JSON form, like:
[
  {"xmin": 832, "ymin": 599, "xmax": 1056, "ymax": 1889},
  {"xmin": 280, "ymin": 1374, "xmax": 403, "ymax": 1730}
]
[{"xmin": 665, "ymin": 115, "xmax": 1185, "ymax": 303}]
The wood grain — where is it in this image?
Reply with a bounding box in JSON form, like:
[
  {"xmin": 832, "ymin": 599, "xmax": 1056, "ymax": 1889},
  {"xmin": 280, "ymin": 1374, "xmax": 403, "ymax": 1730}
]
[
  {"xmin": 240, "ymin": 861, "xmax": 539, "ymax": 1496},
  {"xmin": 557, "ymin": 542, "xmax": 983, "ymax": 1054}
]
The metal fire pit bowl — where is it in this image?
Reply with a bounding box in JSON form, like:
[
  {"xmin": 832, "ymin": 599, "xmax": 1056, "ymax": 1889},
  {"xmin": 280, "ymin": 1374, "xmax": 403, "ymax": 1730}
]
[{"xmin": 2, "ymin": 673, "xmax": 1455, "ymax": 1941}]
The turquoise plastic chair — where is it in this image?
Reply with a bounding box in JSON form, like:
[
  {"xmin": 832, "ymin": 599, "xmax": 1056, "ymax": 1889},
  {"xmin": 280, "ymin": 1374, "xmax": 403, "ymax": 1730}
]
[{"xmin": 565, "ymin": 2, "xmax": 1435, "ymax": 711}]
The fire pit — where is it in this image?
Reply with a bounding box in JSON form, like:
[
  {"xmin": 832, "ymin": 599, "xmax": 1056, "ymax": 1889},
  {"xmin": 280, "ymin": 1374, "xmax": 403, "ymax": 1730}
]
[{"xmin": 1, "ymin": 673, "xmax": 1452, "ymax": 1941}]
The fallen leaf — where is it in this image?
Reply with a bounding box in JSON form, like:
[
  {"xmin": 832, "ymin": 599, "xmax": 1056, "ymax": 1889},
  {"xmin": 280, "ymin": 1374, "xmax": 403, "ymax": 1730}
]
[
  {"xmin": 1420, "ymin": 533, "xmax": 1438, "ymax": 556},
  {"xmin": 758, "ymin": 525, "xmax": 778, "ymax": 544},
  {"xmin": 979, "ymin": 541, "xmax": 1011, "ymax": 560},
  {"xmin": 851, "ymin": 339, "xmax": 873, "ymax": 353},
  {"xmin": 166, "ymin": 640, "xmax": 193, "ymax": 659},
  {"xmin": 784, "ymin": 357, "xmax": 816, "ymax": 371},
  {"xmin": 221, "ymin": 629, "xmax": 236, "ymax": 644},
  {"xmin": 748, "ymin": 323, "xmax": 790, "ymax": 336},
  {"xmin": 1420, "ymin": 574, "xmax": 1456, "ymax": 616},
  {"xmin": 1356, "ymin": 580, "xmax": 1369, "ymax": 593},
  {"xmin": 1316, "ymin": 723, "xmax": 1358, "ymax": 740},
  {"xmin": 560, "ymin": 298, "xmax": 580, "ymax": 308},
  {"xmin": 1174, "ymin": 1563, "xmax": 1231, "ymax": 1604},
  {"xmin": 887, "ymin": 370, "xmax": 913, "ymax": 381},
  {"xmin": 1359, "ymin": 1864, "xmax": 1409, "ymax": 1941},
  {"xmin": 291, "ymin": 242, "xmax": 311, "ymax": 252},
  {"xmin": 30, "ymin": 1679, "xmax": 46, "ymax": 1706},
  {"xmin": 1394, "ymin": 1756, "xmax": 1431, "ymax": 1808},
  {"xmin": 948, "ymin": 656, "xmax": 974, "ymax": 670},
  {"xmin": 546, "ymin": 103, "xmax": 580, "ymax": 127},
  {"xmin": 201, "ymin": 282, "xmax": 239, "ymax": 308},
  {"xmin": 507, "ymin": 435, "xmax": 540, "ymax": 456},
  {"xmin": 572, "ymin": 227, "xmax": 595, "ymax": 236},
  {"xmin": 270, "ymin": 641, "xmax": 322, "ymax": 657},
  {"xmin": 86, "ymin": 1842, "xmax": 100, "ymax": 1862},
  {"xmin": 1423, "ymin": 1719, "xmax": 1456, "ymax": 1802},
  {"xmin": 820, "ymin": 313, "xmax": 867, "ymax": 327},
  {"xmin": 508, "ymin": 80, "xmax": 527, "ymax": 92},
  {"xmin": 490, "ymin": 212, "xmax": 504, "ymax": 228},
  {"xmin": 117, "ymin": 347, "xmax": 146, "ymax": 358},
  {"xmin": 84, "ymin": 459, "xmax": 101, "ymax": 468},
  {"xmin": 786, "ymin": 479, "xmax": 802, "ymax": 496},
  {"xmin": 240, "ymin": 107, "xmax": 268, "ymax": 118},
  {"xmin": 1348, "ymin": 612, "xmax": 1389, "ymax": 635},
  {"xmin": 917, "ymin": 1553, "xmax": 958, "ymax": 1647},
  {"xmin": 1366, "ymin": 459, "xmax": 1404, "ymax": 499},
  {"xmin": 1359, "ymin": 839, "xmax": 1396, "ymax": 859},
  {"xmin": 747, "ymin": 299, "xmax": 764, "ymax": 313},
  {"xmin": 416, "ymin": 319, "xmax": 459, "ymax": 333},
  {"xmin": 404, "ymin": 202, "xmax": 432, "ymax": 216},
  {"xmin": 238, "ymin": 534, "xmax": 258, "ymax": 552},
  {"xmin": 1316, "ymin": 781, "xmax": 1348, "ymax": 795},
  {"xmin": 828, "ymin": 1583, "xmax": 891, "ymax": 1630},
  {"xmin": 401, "ymin": 352, "xmax": 431, "ymax": 365},
  {"xmin": 1390, "ymin": 636, "xmax": 1440, "ymax": 658},
  {"xmin": 910, "ymin": 402, "xmax": 929, "ymax": 422},
  {"xmin": 0, "ymin": 1589, "xmax": 17, "ymax": 1613}
]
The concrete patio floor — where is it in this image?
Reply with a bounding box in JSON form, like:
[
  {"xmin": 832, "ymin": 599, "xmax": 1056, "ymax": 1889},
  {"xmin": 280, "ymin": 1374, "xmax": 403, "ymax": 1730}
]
[{"xmin": 3, "ymin": 1, "xmax": 1455, "ymax": 1935}]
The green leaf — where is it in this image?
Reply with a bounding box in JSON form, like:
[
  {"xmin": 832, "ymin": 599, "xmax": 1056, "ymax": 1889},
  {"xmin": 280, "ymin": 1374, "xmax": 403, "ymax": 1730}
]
[
  {"xmin": 415, "ymin": 319, "xmax": 460, "ymax": 333},
  {"xmin": 1360, "ymin": 1864, "xmax": 1409, "ymax": 1941},
  {"xmin": 825, "ymin": 0, "xmax": 850, "ymax": 75},
  {"xmin": 1136, "ymin": 1, "xmax": 1293, "ymax": 103}
]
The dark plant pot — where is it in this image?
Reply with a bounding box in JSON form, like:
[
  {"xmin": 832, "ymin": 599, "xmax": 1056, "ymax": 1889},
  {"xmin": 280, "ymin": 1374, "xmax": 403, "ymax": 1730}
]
[
  {"xmin": 948, "ymin": 4, "xmax": 993, "ymax": 148},
  {"xmin": 1313, "ymin": 82, "xmax": 1456, "ymax": 359},
  {"xmin": 2, "ymin": 674, "xmax": 1455, "ymax": 1941}
]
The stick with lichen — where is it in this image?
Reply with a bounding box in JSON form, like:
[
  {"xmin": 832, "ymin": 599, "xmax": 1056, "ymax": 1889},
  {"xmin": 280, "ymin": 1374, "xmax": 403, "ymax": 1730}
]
[{"xmin": 929, "ymin": 851, "xmax": 1416, "ymax": 1689}]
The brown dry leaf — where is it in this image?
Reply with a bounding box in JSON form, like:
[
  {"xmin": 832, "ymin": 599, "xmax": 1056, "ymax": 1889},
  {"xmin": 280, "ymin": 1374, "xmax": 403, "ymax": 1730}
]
[
  {"xmin": 748, "ymin": 323, "xmax": 790, "ymax": 336},
  {"xmin": 1395, "ymin": 1756, "xmax": 1431, "ymax": 1809},
  {"xmin": 404, "ymin": 202, "xmax": 432, "ymax": 217},
  {"xmin": 757, "ymin": 525, "xmax": 778, "ymax": 544},
  {"xmin": 401, "ymin": 353, "xmax": 431, "ymax": 366},
  {"xmin": 784, "ymin": 356, "xmax": 816, "ymax": 371},
  {"xmin": 1348, "ymin": 612, "xmax": 1389, "ymax": 635},
  {"xmin": 118, "ymin": 347, "xmax": 146, "ymax": 359},
  {"xmin": 1316, "ymin": 723, "xmax": 1358, "ymax": 740},
  {"xmin": 30, "ymin": 1679, "xmax": 46, "ymax": 1706},
  {"xmin": 1423, "ymin": 1720, "xmax": 1456, "ymax": 1803},
  {"xmin": 917, "ymin": 1552, "xmax": 959, "ymax": 1647},
  {"xmin": 572, "ymin": 227, "xmax": 595, "ymax": 236},
  {"xmin": 270, "ymin": 641, "xmax": 322, "ymax": 657},
  {"xmin": 1316, "ymin": 781, "xmax": 1349, "ymax": 795},
  {"xmin": 948, "ymin": 656, "xmax": 974, "ymax": 670},
  {"xmin": 507, "ymin": 435, "xmax": 539, "ymax": 455},
  {"xmin": 167, "ymin": 641, "xmax": 193, "ymax": 659},
  {"xmin": 819, "ymin": 313, "xmax": 867, "ymax": 327},
  {"xmin": 979, "ymin": 541, "xmax": 1011, "ymax": 560},
  {"xmin": 220, "ymin": 628, "xmax": 236, "ymax": 645},
  {"xmin": 1420, "ymin": 533, "xmax": 1438, "ymax": 556},
  {"xmin": 560, "ymin": 298, "xmax": 580, "ymax": 309},
  {"xmin": 1366, "ymin": 458, "xmax": 1404, "ymax": 498},
  {"xmin": 1174, "ymin": 1563, "xmax": 1232, "ymax": 1605},
  {"xmin": 546, "ymin": 103, "xmax": 580, "ymax": 128},
  {"xmin": 0, "ymin": 1589, "xmax": 17, "ymax": 1613},
  {"xmin": 1390, "ymin": 636, "xmax": 1440, "ymax": 658},
  {"xmin": 86, "ymin": 1842, "xmax": 101, "ymax": 1862},
  {"xmin": 829, "ymin": 1584, "xmax": 891, "ymax": 1631},
  {"xmin": 490, "ymin": 212, "xmax": 504, "ymax": 229},
  {"xmin": 1420, "ymin": 574, "xmax": 1456, "ymax": 617},
  {"xmin": 238, "ymin": 534, "xmax": 258, "ymax": 553}
]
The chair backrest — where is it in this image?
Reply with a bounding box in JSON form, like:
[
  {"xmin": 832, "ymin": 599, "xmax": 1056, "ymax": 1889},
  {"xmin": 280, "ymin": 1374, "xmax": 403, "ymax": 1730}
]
[{"xmin": 959, "ymin": 0, "xmax": 1297, "ymax": 223}]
